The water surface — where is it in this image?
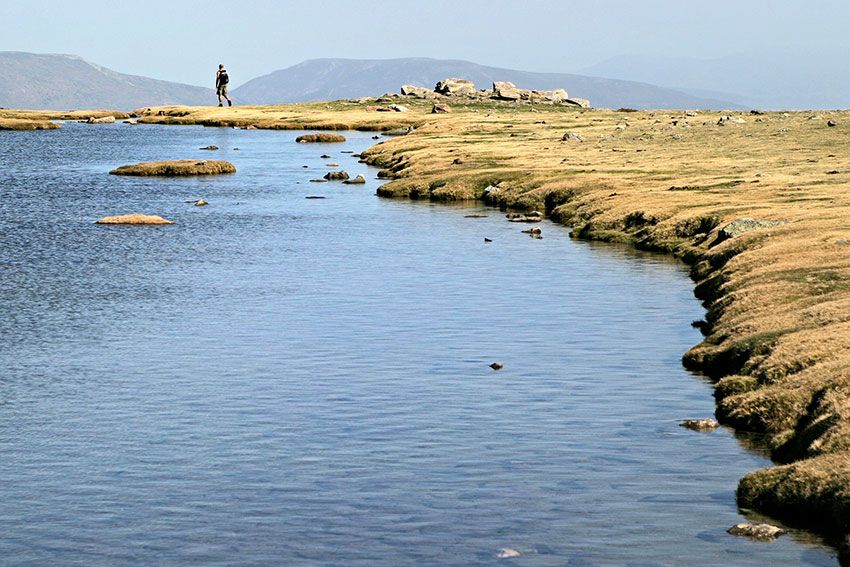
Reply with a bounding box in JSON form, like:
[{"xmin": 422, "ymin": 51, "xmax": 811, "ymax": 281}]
[{"xmin": 0, "ymin": 123, "xmax": 837, "ymax": 565}]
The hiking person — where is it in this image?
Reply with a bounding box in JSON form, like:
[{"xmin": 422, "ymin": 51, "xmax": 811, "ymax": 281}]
[{"xmin": 216, "ymin": 64, "xmax": 231, "ymax": 107}]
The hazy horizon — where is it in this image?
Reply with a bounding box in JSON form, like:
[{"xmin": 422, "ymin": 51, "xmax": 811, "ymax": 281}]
[{"xmin": 3, "ymin": 0, "xmax": 850, "ymax": 89}]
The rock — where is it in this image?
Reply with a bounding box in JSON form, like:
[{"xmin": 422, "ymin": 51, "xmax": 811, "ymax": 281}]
[
  {"xmin": 193, "ymin": 199, "xmax": 208, "ymax": 206},
  {"xmin": 435, "ymin": 78, "xmax": 476, "ymax": 96},
  {"xmin": 452, "ymin": 158, "xmax": 464, "ymax": 165},
  {"xmin": 828, "ymin": 120, "xmax": 838, "ymax": 127},
  {"xmin": 305, "ymin": 196, "xmax": 326, "ymax": 199},
  {"xmin": 320, "ymin": 154, "xmax": 331, "ymax": 158},
  {"xmin": 381, "ymin": 127, "xmax": 413, "ymax": 137},
  {"xmin": 388, "ymin": 104, "xmax": 409, "ymax": 113},
  {"xmin": 310, "ymin": 179, "xmax": 328, "ymax": 183},
  {"xmin": 521, "ymin": 227, "xmax": 542, "ymax": 235},
  {"xmin": 400, "ymin": 84, "xmax": 434, "ymax": 99},
  {"xmin": 680, "ymin": 418, "xmax": 719, "ymax": 431},
  {"xmin": 432, "ymin": 103, "xmax": 451, "ymax": 114},
  {"xmin": 562, "ymin": 132, "xmax": 584, "ymax": 143},
  {"xmin": 506, "ymin": 212, "xmax": 543, "ymax": 223},
  {"xmin": 123, "ymin": 119, "xmax": 139, "ymax": 125},
  {"xmin": 109, "ymin": 160, "xmax": 236, "ymax": 176},
  {"xmin": 86, "ymin": 115, "xmax": 116, "ymax": 124},
  {"xmin": 490, "ymin": 362, "xmax": 504, "ymax": 371},
  {"xmin": 727, "ymin": 523, "xmax": 786, "ymax": 541},
  {"xmin": 484, "ymin": 238, "xmax": 493, "ymax": 243},
  {"xmin": 718, "ymin": 115, "xmax": 746, "ymax": 126},
  {"xmin": 492, "ymin": 81, "xmax": 522, "ymax": 101},
  {"xmin": 540, "ymin": 89, "xmax": 568, "ymax": 102},
  {"xmin": 200, "ymin": 145, "xmax": 219, "ymax": 151},
  {"xmin": 324, "ymin": 171, "xmax": 350, "ymax": 181},
  {"xmin": 713, "ymin": 218, "xmax": 784, "ymax": 245},
  {"xmin": 96, "ymin": 214, "xmax": 173, "ymax": 225},
  {"xmin": 565, "ymin": 97, "xmax": 591, "ymax": 108},
  {"xmin": 296, "ymin": 133, "xmax": 346, "ymax": 143},
  {"xmin": 343, "ymin": 174, "xmax": 366, "ymax": 184},
  {"xmin": 326, "ymin": 163, "xmax": 339, "ymax": 167},
  {"xmin": 497, "ymin": 548, "xmax": 521, "ymax": 558}
]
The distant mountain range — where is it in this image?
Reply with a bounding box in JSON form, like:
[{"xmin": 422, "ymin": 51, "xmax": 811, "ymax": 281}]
[
  {"xmin": 233, "ymin": 58, "xmax": 740, "ymax": 110},
  {"xmin": 1, "ymin": 52, "xmax": 744, "ymax": 111},
  {"xmin": 579, "ymin": 47, "xmax": 850, "ymax": 110},
  {"xmin": 0, "ymin": 52, "xmax": 213, "ymax": 110}
]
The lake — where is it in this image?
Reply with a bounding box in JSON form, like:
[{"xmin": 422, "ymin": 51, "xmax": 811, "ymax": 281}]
[{"xmin": 0, "ymin": 123, "xmax": 836, "ymax": 565}]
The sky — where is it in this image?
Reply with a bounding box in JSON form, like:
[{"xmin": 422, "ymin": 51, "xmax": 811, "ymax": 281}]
[{"xmin": 3, "ymin": 0, "xmax": 850, "ymax": 87}]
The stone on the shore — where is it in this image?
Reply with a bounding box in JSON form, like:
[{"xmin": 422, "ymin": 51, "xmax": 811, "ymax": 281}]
[
  {"xmin": 96, "ymin": 214, "xmax": 174, "ymax": 225},
  {"xmin": 389, "ymin": 104, "xmax": 409, "ymax": 113},
  {"xmin": 324, "ymin": 171, "xmax": 350, "ymax": 181},
  {"xmin": 296, "ymin": 133, "xmax": 346, "ymax": 143},
  {"xmin": 200, "ymin": 145, "xmax": 219, "ymax": 151},
  {"xmin": 680, "ymin": 418, "xmax": 719, "ymax": 431},
  {"xmin": 541, "ymin": 89, "xmax": 569, "ymax": 102},
  {"xmin": 86, "ymin": 115, "xmax": 116, "ymax": 124},
  {"xmin": 562, "ymin": 132, "xmax": 584, "ymax": 143},
  {"xmin": 714, "ymin": 218, "xmax": 784, "ymax": 244},
  {"xmin": 497, "ymin": 548, "xmax": 521, "ymax": 558},
  {"xmin": 493, "ymin": 81, "xmax": 522, "ymax": 101},
  {"xmin": 343, "ymin": 174, "xmax": 366, "ymax": 184},
  {"xmin": 727, "ymin": 523, "xmax": 786, "ymax": 541},
  {"xmin": 382, "ymin": 127, "xmax": 413, "ymax": 137},
  {"xmin": 828, "ymin": 120, "xmax": 838, "ymax": 127},
  {"xmin": 565, "ymin": 97, "xmax": 591, "ymax": 108},
  {"xmin": 109, "ymin": 160, "xmax": 236, "ymax": 176},
  {"xmin": 432, "ymin": 103, "xmax": 451, "ymax": 114},
  {"xmin": 435, "ymin": 78, "xmax": 476, "ymax": 96}
]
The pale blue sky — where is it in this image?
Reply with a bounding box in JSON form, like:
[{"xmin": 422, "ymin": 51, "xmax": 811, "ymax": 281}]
[{"xmin": 3, "ymin": 0, "xmax": 849, "ymax": 87}]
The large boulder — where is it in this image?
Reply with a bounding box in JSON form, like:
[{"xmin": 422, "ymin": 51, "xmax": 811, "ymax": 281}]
[
  {"xmin": 712, "ymin": 218, "xmax": 784, "ymax": 246},
  {"xmin": 400, "ymin": 85, "xmax": 434, "ymax": 99},
  {"xmin": 86, "ymin": 115, "xmax": 116, "ymax": 124},
  {"xmin": 540, "ymin": 89, "xmax": 568, "ymax": 102},
  {"xmin": 492, "ymin": 81, "xmax": 521, "ymax": 100},
  {"xmin": 435, "ymin": 78, "xmax": 475, "ymax": 96},
  {"xmin": 566, "ymin": 97, "xmax": 591, "ymax": 108}
]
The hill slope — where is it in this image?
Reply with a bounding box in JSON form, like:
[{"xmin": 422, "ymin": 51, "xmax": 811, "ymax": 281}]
[
  {"xmin": 233, "ymin": 58, "xmax": 741, "ymax": 110},
  {"xmin": 0, "ymin": 52, "xmax": 215, "ymax": 110}
]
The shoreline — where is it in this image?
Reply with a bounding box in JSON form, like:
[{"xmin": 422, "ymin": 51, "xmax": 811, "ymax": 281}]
[{"xmin": 6, "ymin": 99, "xmax": 850, "ymax": 561}]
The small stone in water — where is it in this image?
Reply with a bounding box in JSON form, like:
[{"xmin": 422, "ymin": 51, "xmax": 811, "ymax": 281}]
[
  {"xmin": 497, "ymin": 548, "xmax": 521, "ymax": 558},
  {"xmin": 490, "ymin": 362, "xmax": 504, "ymax": 370},
  {"xmin": 727, "ymin": 522, "xmax": 786, "ymax": 541},
  {"xmin": 680, "ymin": 418, "xmax": 719, "ymax": 431}
]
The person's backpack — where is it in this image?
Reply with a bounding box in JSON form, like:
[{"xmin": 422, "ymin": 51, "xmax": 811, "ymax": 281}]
[{"xmin": 219, "ymin": 70, "xmax": 229, "ymax": 85}]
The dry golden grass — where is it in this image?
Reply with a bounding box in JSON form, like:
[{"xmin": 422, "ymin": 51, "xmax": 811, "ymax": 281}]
[
  {"xmin": 95, "ymin": 214, "xmax": 174, "ymax": 225},
  {"xmin": 21, "ymin": 97, "xmax": 850, "ymax": 548},
  {"xmin": 109, "ymin": 160, "xmax": 236, "ymax": 176},
  {"xmin": 0, "ymin": 118, "xmax": 60, "ymax": 130}
]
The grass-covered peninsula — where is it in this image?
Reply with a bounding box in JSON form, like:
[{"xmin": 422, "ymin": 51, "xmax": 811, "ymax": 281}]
[{"xmin": 7, "ymin": 96, "xmax": 850, "ymax": 557}]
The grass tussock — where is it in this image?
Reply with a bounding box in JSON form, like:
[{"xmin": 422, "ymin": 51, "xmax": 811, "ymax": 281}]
[
  {"xmin": 296, "ymin": 133, "xmax": 346, "ymax": 143},
  {"xmin": 109, "ymin": 160, "xmax": 236, "ymax": 176},
  {"xmin": 0, "ymin": 118, "xmax": 60, "ymax": 130}
]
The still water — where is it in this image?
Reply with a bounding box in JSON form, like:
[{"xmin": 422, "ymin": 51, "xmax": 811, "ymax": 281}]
[{"xmin": 0, "ymin": 123, "xmax": 837, "ymax": 565}]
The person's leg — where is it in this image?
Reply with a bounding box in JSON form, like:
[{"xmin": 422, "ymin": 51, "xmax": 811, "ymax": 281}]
[{"xmin": 216, "ymin": 86, "xmax": 224, "ymax": 106}]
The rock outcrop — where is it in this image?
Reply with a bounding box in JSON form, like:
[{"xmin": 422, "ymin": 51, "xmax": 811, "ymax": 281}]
[
  {"xmin": 86, "ymin": 115, "xmax": 116, "ymax": 124},
  {"xmin": 399, "ymin": 78, "xmax": 589, "ymax": 108},
  {"xmin": 109, "ymin": 160, "xmax": 236, "ymax": 176},
  {"xmin": 435, "ymin": 78, "xmax": 476, "ymax": 96},
  {"xmin": 324, "ymin": 171, "xmax": 350, "ymax": 181}
]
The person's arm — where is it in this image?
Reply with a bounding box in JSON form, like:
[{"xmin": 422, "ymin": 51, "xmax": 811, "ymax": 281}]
[{"xmin": 215, "ymin": 70, "xmax": 220, "ymax": 87}]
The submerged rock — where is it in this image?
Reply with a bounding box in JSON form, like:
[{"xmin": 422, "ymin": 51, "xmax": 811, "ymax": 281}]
[
  {"xmin": 96, "ymin": 214, "xmax": 173, "ymax": 225},
  {"xmin": 680, "ymin": 418, "xmax": 719, "ymax": 431},
  {"xmin": 490, "ymin": 362, "xmax": 504, "ymax": 371},
  {"xmin": 86, "ymin": 115, "xmax": 116, "ymax": 124},
  {"xmin": 521, "ymin": 227, "xmax": 542, "ymax": 235},
  {"xmin": 200, "ymin": 145, "xmax": 219, "ymax": 151},
  {"xmin": 727, "ymin": 523, "xmax": 786, "ymax": 541},
  {"xmin": 496, "ymin": 548, "xmax": 521, "ymax": 558},
  {"xmin": 296, "ymin": 133, "xmax": 346, "ymax": 143},
  {"xmin": 506, "ymin": 212, "xmax": 544, "ymax": 223},
  {"xmin": 193, "ymin": 199, "xmax": 208, "ymax": 206}
]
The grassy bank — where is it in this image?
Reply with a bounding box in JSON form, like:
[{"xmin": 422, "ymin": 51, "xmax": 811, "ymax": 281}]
[{"xmin": 13, "ymin": 97, "xmax": 850, "ymax": 556}]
